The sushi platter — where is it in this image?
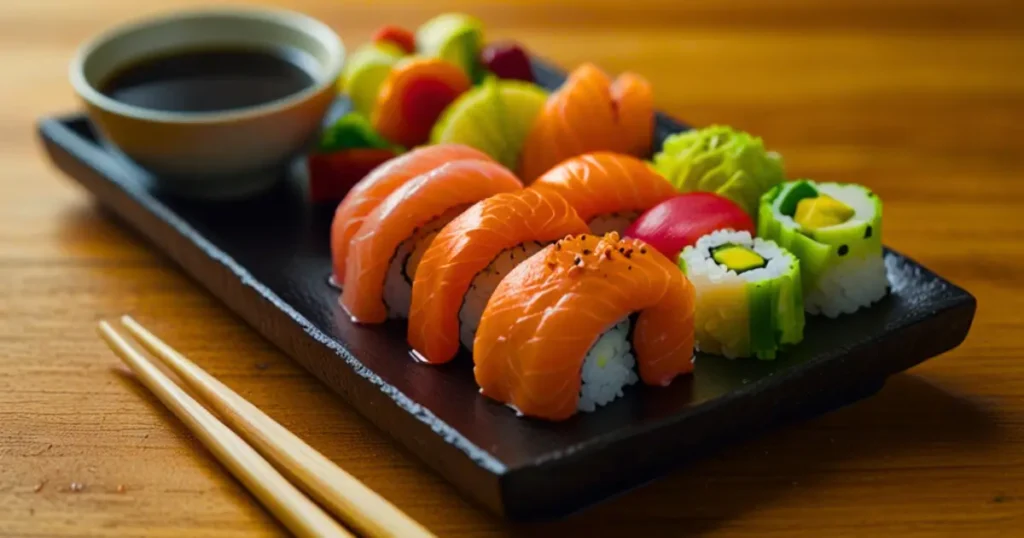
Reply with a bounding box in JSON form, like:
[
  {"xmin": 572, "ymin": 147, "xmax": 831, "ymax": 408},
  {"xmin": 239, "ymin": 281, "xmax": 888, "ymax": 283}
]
[{"xmin": 42, "ymin": 11, "xmax": 976, "ymax": 520}]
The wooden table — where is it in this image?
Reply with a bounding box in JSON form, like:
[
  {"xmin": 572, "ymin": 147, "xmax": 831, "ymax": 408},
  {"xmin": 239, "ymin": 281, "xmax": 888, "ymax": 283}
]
[{"xmin": 3, "ymin": 0, "xmax": 1022, "ymax": 536}]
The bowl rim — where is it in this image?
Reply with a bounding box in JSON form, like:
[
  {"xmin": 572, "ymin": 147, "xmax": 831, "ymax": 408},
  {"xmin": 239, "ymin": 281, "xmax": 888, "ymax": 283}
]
[{"xmin": 69, "ymin": 7, "xmax": 345, "ymax": 124}]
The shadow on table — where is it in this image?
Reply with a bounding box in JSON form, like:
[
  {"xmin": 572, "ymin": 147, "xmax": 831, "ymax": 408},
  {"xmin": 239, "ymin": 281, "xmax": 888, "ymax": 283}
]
[{"xmin": 508, "ymin": 373, "xmax": 999, "ymax": 537}]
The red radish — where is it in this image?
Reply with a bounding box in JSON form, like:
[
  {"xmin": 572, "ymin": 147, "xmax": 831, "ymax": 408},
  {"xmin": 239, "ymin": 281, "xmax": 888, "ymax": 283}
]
[
  {"xmin": 480, "ymin": 41, "xmax": 533, "ymax": 82},
  {"xmin": 308, "ymin": 148, "xmax": 400, "ymax": 204},
  {"xmin": 372, "ymin": 25, "xmax": 416, "ymax": 55},
  {"xmin": 624, "ymin": 193, "xmax": 755, "ymax": 259}
]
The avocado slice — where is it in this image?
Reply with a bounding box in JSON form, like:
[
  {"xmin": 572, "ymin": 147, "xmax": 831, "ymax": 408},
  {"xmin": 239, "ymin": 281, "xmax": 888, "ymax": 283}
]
[
  {"xmin": 794, "ymin": 194, "xmax": 855, "ymax": 232},
  {"xmin": 712, "ymin": 244, "xmax": 767, "ymax": 273}
]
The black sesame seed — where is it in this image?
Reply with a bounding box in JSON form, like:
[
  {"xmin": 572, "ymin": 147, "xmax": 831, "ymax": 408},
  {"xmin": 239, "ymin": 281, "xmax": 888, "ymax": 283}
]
[
  {"xmin": 583, "ymin": 249, "xmax": 591, "ymax": 255},
  {"xmin": 628, "ymin": 265, "xmax": 632, "ymax": 270},
  {"xmin": 838, "ymin": 245, "xmax": 849, "ymax": 256},
  {"xmin": 864, "ymin": 226, "xmax": 873, "ymax": 239},
  {"xmin": 556, "ymin": 243, "xmax": 562, "ymax": 250},
  {"xmin": 640, "ymin": 248, "xmax": 647, "ymax": 254},
  {"xmin": 573, "ymin": 256, "xmax": 582, "ymax": 265}
]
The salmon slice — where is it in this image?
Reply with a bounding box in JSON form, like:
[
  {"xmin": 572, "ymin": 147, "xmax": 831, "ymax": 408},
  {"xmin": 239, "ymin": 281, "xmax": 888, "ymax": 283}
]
[
  {"xmin": 610, "ymin": 73, "xmax": 655, "ymax": 157},
  {"xmin": 330, "ymin": 144, "xmax": 493, "ymax": 285},
  {"xmin": 408, "ymin": 189, "xmax": 589, "ymax": 364},
  {"xmin": 341, "ymin": 160, "xmax": 523, "ymax": 323},
  {"xmin": 531, "ymin": 152, "xmax": 676, "ymax": 227},
  {"xmin": 519, "ymin": 63, "xmax": 655, "ymax": 182},
  {"xmin": 473, "ymin": 232, "xmax": 696, "ymax": 421}
]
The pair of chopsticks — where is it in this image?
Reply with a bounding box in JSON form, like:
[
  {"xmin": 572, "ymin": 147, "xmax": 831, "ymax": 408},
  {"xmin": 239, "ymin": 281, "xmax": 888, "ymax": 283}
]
[{"xmin": 98, "ymin": 316, "xmax": 435, "ymax": 538}]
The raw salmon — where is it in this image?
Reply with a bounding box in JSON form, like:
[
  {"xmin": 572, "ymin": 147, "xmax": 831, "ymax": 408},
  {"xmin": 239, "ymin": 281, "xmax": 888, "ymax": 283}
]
[
  {"xmin": 408, "ymin": 189, "xmax": 589, "ymax": 364},
  {"xmin": 531, "ymin": 152, "xmax": 676, "ymax": 228},
  {"xmin": 330, "ymin": 144, "xmax": 493, "ymax": 285},
  {"xmin": 341, "ymin": 160, "xmax": 522, "ymax": 323},
  {"xmin": 474, "ymin": 232, "xmax": 696, "ymax": 421},
  {"xmin": 519, "ymin": 63, "xmax": 654, "ymax": 181}
]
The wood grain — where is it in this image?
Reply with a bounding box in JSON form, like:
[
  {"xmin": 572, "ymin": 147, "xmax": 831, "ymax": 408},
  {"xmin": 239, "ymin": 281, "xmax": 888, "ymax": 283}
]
[{"xmin": 2, "ymin": 0, "xmax": 1022, "ymax": 536}]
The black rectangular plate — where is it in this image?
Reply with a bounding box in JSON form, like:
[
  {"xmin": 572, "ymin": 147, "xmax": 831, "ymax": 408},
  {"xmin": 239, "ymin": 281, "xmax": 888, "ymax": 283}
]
[{"xmin": 38, "ymin": 59, "xmax": 976, "ymax": 520}]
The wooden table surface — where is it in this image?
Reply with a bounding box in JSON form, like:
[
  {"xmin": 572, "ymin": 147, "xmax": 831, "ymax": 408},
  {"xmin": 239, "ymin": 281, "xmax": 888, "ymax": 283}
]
[{"xmin": 3, "ymin": 0, "xmax": 1023, "ymax": 536}]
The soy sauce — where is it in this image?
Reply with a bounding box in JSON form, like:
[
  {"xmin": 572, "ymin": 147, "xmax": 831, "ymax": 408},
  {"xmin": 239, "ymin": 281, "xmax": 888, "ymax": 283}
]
[{"xmin": 99, "ymin": 48, "xmax": 316, "ymax": 113}]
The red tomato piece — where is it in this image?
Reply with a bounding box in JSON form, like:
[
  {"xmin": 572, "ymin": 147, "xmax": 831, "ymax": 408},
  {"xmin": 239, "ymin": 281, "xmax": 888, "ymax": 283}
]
[
  {"xmin": 308, "ymin": 148, "xmax": 400, "ymax": 204},
  {"xmin": 371, "ymin": 25, "xmax": 416, "ymax": 55},
  {"xmin": 624, "ymin": 192, "xmax": 755, "ymax": 259}
]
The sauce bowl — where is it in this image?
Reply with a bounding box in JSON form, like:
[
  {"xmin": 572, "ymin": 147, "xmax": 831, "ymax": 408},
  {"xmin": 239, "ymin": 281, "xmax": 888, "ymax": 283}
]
[{"xmin": 70, "ymin": 8, "xmax": 345, "ymax": 199}]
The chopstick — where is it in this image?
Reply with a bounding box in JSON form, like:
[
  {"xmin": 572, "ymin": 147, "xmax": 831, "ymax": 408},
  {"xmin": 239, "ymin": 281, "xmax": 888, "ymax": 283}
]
[
  {"xmin": 97, "ymin": 321, "xmax": 353, "ymax": 538},
  {"xmin": 116, "ymin": 316, "xmax": 436, "ymax": 538}
]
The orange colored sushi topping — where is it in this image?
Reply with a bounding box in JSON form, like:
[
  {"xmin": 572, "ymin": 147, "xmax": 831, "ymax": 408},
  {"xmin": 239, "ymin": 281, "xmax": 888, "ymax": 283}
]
[{"xmin": 473, "ymin": 232, "xmax": 696, "ymax": 421}]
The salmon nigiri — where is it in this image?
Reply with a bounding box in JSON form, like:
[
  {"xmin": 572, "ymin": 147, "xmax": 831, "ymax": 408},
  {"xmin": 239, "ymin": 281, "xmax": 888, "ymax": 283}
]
[
  {"xmin": 531, "ymin": 152, "xmax": 676, "ymax": 234},
  {"xmin": 330, "ymin": 144, "xmax": 493, "ymax": 285},
  {"xmin": 341, "ymin": 160, "xmax": 522, "ymax": 323},
  {"xmin": 408, "ymin": 189, "xmax": 589, "ymax": 364},
  {"xmin": 519, "ymin": 63, "xmax": 654, "ymax": 182},
  {"xmin": 474, "ymin": 232, "xmax": 696, "ymax": 421}
]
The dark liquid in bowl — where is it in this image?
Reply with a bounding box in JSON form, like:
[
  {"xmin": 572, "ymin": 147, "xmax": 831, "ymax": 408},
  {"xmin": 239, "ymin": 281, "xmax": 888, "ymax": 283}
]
[{"xmin": 99, "ymin": 48, "xmax": 317, "ymax": 113}]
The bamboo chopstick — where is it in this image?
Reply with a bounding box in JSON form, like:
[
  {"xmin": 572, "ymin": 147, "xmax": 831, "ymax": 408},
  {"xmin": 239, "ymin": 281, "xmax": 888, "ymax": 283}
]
[
  {"xmin": 97, "ymin": 321, "xmax": 353, "ymax": 538},
  {"xmin": 118, "ymin": 315, "xmax": 436, "ymax": 538}
]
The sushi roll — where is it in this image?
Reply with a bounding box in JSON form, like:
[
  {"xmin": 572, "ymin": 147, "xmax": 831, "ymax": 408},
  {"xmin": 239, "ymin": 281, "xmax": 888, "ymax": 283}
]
[
  {"xmin": 330, "ymin": 144, "xmax": 493, "ymax": 285},
  {"xmin": 408, "ymin": 189, "xmax": 589, "ymax": 364},
  {"xmin": 340, "ymin": 160, "xmax": 522, "ymax": 323},
  {"xmin": 531, "ymin": 152, "xmax": 676, "ymax": 235},
  {"xmin": 758, "ymin": 180, "xmax": 888, "ymax": 318},
  {"xmin": 679, "ymin": 230, "xmax": 804, "ymax": 360},
  {"xmin": 474, "ymin": 232, "xmax": 696, "ymax": 421}
]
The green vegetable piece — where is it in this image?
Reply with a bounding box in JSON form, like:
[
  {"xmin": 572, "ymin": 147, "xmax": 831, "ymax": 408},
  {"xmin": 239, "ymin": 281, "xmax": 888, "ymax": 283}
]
[
  {"xmin": 341, "ymin": 42, "xmax": 405, "ymax": 117},
  {"xmin": 430, "ymin": 77, "xmax": 546, "ymax": 169},
  {"xmin": 744, "ymin": 253, "xmax": 804, "ymax": 360},
  {"xmin": 711, "ymin": 245, "xmax": 766, "ymax": 273},
  {"xmin": 775, "ymin": 180, "xmax": 818, "ymax": 217},
  {"xmin": 416, "ymin": 13, "xmax": 485, "ymax": 83},
  {"xmin": 318, "ymin": 112, "xmax": 396, "ymax": 153},
  {"xmin": 652, "ymin": 125, "xmax": 786, "ymax": 218}
]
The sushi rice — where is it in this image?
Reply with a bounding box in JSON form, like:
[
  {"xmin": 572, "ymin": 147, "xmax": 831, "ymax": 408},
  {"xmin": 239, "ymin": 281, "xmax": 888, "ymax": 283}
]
[
  {"xmin": 759, "ymin": 181, "xmax": 888, "ymax": 318},
  {"xmin": 578, "ymin": 318, "xmax": 639, "ymax": 412},
  {"xmin": 459, "ymin": 242, "xmax": 544, "ymax": 349},
  {"xmin": 679, "ymin": 230, "xmax": 804, "ymax": 360},
  {"xmin": 383, "ymin": 212, "xmax": 462, "ymax": 319},
  {"xmin": 588, "ymin": 211, "xmax": 640, "ymax": 235}
]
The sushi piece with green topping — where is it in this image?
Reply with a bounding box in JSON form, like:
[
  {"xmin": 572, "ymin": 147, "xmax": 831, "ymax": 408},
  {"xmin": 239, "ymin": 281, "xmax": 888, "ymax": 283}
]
[
  {"xmin": 679, "ymin": 230, "xmax": 804, "ymax": 360},
  {"xmin": 758, "ymin": 180, "xmax": 888, "ymax": 318}
]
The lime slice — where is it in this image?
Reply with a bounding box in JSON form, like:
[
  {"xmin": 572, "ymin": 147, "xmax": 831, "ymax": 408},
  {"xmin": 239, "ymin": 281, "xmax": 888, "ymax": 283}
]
[
  {"xmin": 430, "ymin": 79, "xmax": 508, "ymax": 164},
  {"xmin": 416, "ymin": 13, "xmax": 484, "ymax": 83},
  {"xmin": 497, "ymin": 81, "xmax": 547, "ymax": 169},
  {"xmin": 341, "ymin": 43, "xmax": 405, "ymax": 117},
  {"xmin": 431, "ymin": 78, "xmax": 547, "ymax": 170}
]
